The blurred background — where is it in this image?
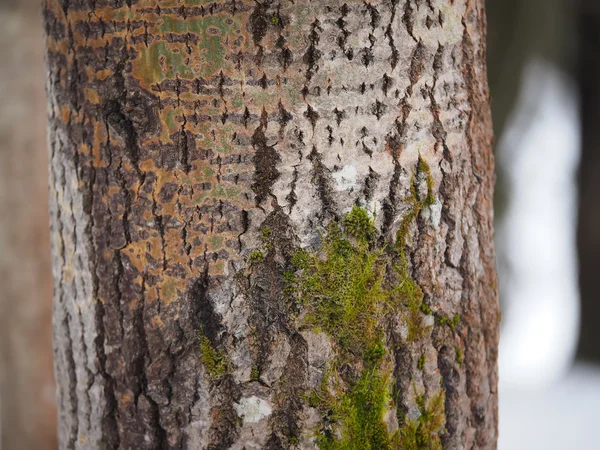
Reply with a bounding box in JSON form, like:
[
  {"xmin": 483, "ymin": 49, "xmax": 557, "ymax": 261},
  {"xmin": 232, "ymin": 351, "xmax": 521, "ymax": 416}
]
[{"xmin": 0, "ymin": 0, "xmax": 599, "ymax": 448}]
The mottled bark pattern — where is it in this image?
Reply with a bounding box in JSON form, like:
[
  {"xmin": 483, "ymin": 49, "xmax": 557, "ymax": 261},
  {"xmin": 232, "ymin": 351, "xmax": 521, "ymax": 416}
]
[{"xmin": 45, "ymin": 0, "xmax": 498, "ymax": 449}]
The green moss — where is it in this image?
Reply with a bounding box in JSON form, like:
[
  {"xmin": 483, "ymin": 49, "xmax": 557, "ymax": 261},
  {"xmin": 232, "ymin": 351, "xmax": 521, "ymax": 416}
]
[
  {"xmin": 417, "ymin": 157, "xmax": 436, "ymax": 207},
  {"xmin": 249, "ymin": 249, "xmax": 265, "ymax": 264},
  {"xmin": 452, "ymin": 314, "xmax": 461, "ymax": 328},
  {"xmin": 291, "ymin": 206, "xmax": 444, "ymax": 449},
  {"xmin": 291, "ymin": 248, "xmax": 310, "ymax": 270},
  {"xmin": 420, "ymin": 303, "xmax": 432, "ymax": 316},
  {"xmin": 417, "ymin": 354, "xmax": 426, "ymax": 371},
  {"xmin": 399, "ymin": 281, "xmax": 429, "ymax": 341},
  {"xmin": 199, "ymin": 330, "xmax": 229, "ymax": 380},
  {"xmin": 283, "ymin": 269, "xmax": 296, "ymax": 295},
  {"xmin": 317, "ymin": 361, "xmax": 393, "ymax": 450},
  {"xmin": 437, "ymin": 314, "xmax": 461, "ymax": 329},
  {"xmin": 342, "ymin": 205, "xmax": 377, "ymax": 243},
  {"xmin": 297, "ymin": 224, "xmax": 387, "ymax": 353},
  {"xmin": 456, "ymin": 348, "xmax": 464, "ymax": 365},
  {"xmin": 261, "ymin": 227, "xmax": 272, "ymax": 242},
  {"xmin": 398, "ymin": 391, "xmax": 445, "ymax": 450},
  {"xmin": 250, "ymin": 365, "xmax": 260, "ymax": 381}
]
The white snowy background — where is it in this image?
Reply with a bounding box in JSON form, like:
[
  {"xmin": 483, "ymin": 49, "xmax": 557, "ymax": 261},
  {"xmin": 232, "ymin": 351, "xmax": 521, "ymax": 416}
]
[{"xmin": 497, "ymin": 59, "xmax": 600, "ymax": 450}]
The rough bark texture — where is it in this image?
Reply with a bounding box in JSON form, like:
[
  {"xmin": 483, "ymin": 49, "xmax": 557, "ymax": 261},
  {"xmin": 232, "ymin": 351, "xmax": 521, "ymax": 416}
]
[
  {"xmin": 44, "ymin": 0, "xmax": 498, "ymax": 449},
  {"xmin": 0, "ymin": 1, "xmax": 57, "ymax": 449}
]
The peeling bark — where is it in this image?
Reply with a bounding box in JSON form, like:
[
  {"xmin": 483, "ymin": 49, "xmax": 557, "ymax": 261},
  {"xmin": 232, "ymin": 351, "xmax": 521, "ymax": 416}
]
[{"xmin": 45, "ymin": 0, "xmax": 499, "ymax": 449}]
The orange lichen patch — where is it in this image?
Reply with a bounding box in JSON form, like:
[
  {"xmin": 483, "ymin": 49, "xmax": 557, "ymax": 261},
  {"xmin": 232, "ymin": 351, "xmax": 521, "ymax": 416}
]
[
  {"xmin": 145, "ymin": 236, "xmax": 165, "ymax": 264},
  {"xmin": 76, "ymin": 143, "xmax": 91, "ymax": 161},
  {"xmin": 140, "ymin": 159, "xmax": 159, "ymax": 174},
  {"xmin": 92, "ymin": 121, "xmax": 108, "ymax": 168},
  {"xmin": 60, "ymin": 106, "xmax": 70, "ymax": 125},
  {"xmin": 121, "ymin": 393, "xmax": 134, "ymax": 405},
  {"xmin": 158, "ymin": 108, "xmax": 183, "ymax": 141},
  {"xmin": 95, "ymin": 69, "xmax": 113, "ymax": 82},
  {"xmin": 107, "ymin": 184, "xmax": 122, "ymax": 199},
  {"xmin": 145, "ymin": 286, "xmax": 160, "ymax": 306},
  {"xmin": 124, "ymin": 244, "xmax": 148, "ymax": 272},
  {"xmin": 83, "ymin": 88, "xmax": 100, "ymax": 104},
  {"xmin": 151, "ymin": 315, "xmax": 166, "ymax": 328},
  {"xmin": 127, "ymin": 298, "xmax": 139, "ymax": 311},
  {"xmin": 208, "ymin": 260, "xmax": 225, "ymax": 276}
]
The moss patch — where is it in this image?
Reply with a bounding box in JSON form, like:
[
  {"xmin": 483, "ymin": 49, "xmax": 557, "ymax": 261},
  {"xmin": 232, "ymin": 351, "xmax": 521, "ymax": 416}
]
[
  {"xmin": 248, "ymin": 249, "xmax": 265, "ymax": 264},
  {"xmin": 397, "ymin": 391, "xmax": 445, "ymax": 450},
  {"xmin": 199, "ymin": 329, "xmax": 229, "ymax": 380},
  {"xmin": 437, "ymin": 314, "xmax": 460, "ymax": 329},
  {"xmin": 455, "ymin": 348, "xmax": 464, "ymax": 365},
  {"xmin": 234, "ymin": 160, "xmax": 445, "ymax": 447},
  {"xmin": 417, "ymin": 157, "xmax": 436, "ymax": 208},
  {"xmin": 289, "ymin": 204, "xmax": 442, "ymax": 448}
]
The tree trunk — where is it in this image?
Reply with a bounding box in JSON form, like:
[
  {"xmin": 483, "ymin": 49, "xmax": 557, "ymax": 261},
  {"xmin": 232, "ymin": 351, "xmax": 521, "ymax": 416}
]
[
  {"xmin": 577, "ymin": 0, "xmax": 600, "ymax": 362},
  {"xmin": 44, "ymin": 0, "xmax": 498, "ymax": 449}
]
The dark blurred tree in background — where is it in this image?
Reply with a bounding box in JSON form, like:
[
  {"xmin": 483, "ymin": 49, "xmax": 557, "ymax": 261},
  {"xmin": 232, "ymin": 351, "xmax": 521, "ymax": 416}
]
[{"xmin": 576, "ymin": 0, "xmax": 600, "ymax": 362}]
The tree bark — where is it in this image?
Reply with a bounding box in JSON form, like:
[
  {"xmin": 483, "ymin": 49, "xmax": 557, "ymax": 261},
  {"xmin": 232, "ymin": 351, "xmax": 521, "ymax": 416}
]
[{"xmin": 44, "ymin": 0, "xmax": 499, "ymax": 449}]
